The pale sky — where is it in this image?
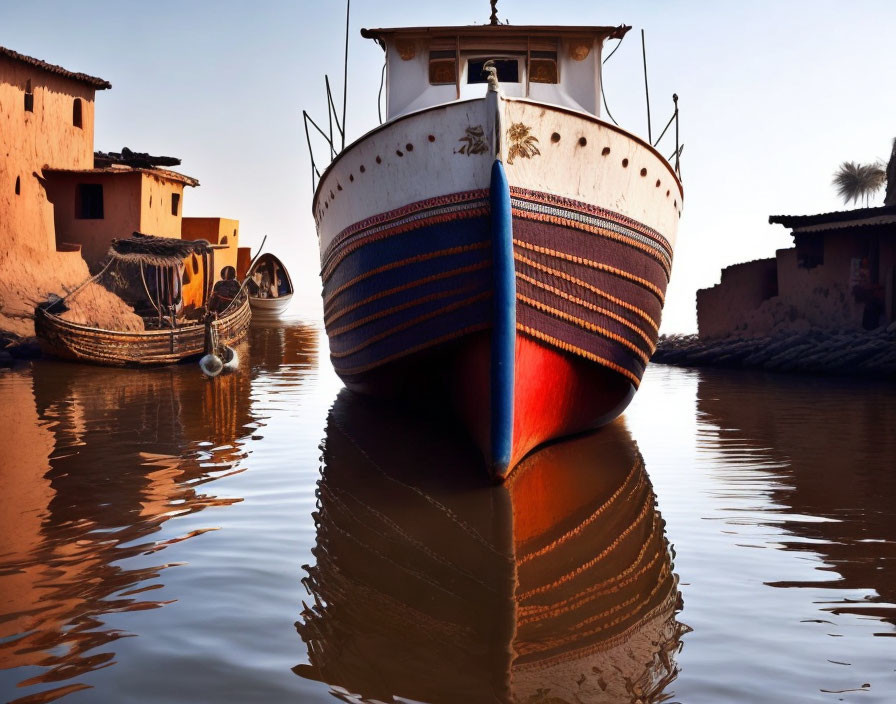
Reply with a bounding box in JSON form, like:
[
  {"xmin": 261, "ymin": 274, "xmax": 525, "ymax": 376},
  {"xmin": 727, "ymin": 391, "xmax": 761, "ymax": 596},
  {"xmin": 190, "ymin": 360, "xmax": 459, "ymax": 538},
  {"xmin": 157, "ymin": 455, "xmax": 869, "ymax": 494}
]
[{"xmin": 4, "ymin": 0, "xmax": 896, "ymax": 332}]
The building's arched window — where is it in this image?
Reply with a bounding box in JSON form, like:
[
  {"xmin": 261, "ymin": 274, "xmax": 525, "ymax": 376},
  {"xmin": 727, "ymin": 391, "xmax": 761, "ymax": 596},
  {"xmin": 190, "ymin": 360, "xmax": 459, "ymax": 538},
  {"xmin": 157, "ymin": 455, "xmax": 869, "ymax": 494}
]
[
  {"xmin": 24, "ymin": 79, "xmax": 33, "ymax": 112},
  {"xmin": 73, "ymin": 98, "xmax": 83, "ymax": 128},
  {"xmin": 15, "ymin": 176, "xmax": 21, "ymax": 195}
]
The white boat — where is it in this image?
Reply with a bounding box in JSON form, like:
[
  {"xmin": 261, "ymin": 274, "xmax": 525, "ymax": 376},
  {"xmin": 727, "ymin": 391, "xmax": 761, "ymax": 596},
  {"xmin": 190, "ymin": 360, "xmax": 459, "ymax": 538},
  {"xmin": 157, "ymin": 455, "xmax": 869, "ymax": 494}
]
[
  {"xmin": 246, "ymin": 252, "xmax": 293, "ymax": 319},
  {"xmin": 312, "ymin": 7, "xmax": 683, "ymax": 477}
]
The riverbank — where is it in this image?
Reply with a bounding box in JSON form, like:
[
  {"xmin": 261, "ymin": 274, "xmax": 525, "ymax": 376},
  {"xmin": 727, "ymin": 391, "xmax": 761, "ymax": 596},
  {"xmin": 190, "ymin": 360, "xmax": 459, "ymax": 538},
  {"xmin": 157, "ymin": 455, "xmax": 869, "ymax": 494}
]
[{"xmin": 653, "ymin": 326, "xmax": 896, "ymax": 377}]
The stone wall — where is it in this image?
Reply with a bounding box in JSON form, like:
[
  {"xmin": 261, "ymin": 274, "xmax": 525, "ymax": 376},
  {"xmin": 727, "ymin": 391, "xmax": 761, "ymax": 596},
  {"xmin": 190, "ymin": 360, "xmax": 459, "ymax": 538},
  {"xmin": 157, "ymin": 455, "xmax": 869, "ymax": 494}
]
[{"xmin": 697, "ymin": 257, "xmax": 778, "ymax": 339}]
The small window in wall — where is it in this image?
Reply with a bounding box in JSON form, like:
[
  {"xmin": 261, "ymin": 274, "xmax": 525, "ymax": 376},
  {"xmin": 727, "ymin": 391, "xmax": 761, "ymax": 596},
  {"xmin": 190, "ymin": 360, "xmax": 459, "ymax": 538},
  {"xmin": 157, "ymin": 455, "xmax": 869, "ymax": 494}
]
[
  {"xmin": 73, "ymin": 98, "xmax": 83, "ymax": 128},
  {"xmin": 233, "ymin": 228, "xmax": 237, "ymax": 238},
  {"xmin": 15, "ymin": 176, "xmax": 21, "ymax": 195},
  {"xmin": 171, "ymin": 192, "xmax": 180, "ymax": 216},
  {"xmin": 24, "ymin": 79, "xmax": 34, "ymax": 112},
  {"xmin": 529, "ymin": 52, "xmax": 558, "ymax": 84},
  {"xmin": 75, "ymin": 183, "xmax": 104, "ymax": 219},
  {"xmin": 467, "ymin": 58, "xmax": 519, "ymax": 84},
  {"xmin": 794, "ymin": 234, "xmax": 823, "ymax": 269},
  {"xmin": 221, "ymin": 236, "xmax": 228, "ymax": 244},
  {"xmin": 429, "ymin": 51, "xmax": 457, "ymax": 85}
]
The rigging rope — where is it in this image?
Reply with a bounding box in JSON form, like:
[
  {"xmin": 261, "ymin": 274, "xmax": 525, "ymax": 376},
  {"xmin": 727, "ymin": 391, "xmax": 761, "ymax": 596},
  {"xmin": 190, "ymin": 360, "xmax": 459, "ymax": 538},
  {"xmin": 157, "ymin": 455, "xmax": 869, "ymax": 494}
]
[
  {"xmin": 599, "ymin": 37, "xmax": 625, "ymax": 126},
  {"xmin": 44, "ymin": 257, "xmax": 115, "ymax": 312},
  {"xmin": 139, "ymin": 261, "xmax": 164, "ymax": 318},
  {"xmin": 377, "ymin": 60, "xmax": 386, "ymax": 124}
]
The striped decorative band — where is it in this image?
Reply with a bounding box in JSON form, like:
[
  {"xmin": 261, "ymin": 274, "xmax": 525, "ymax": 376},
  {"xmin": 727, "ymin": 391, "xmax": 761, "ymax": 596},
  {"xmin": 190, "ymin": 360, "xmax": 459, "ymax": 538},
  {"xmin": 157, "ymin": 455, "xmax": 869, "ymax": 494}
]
[
  {"xmin": 321, "ymin": 189, "xmax": 490, "ymax": 277},
  {"xmin": 320, "ymin": 187, "xmax": 674, "ymax": 386},
  {"xmin": 511, "ymin": 187, "xmax": 673, "ymax": 257},
  {"xmin": 510, "ymin": 191, "xmax": 673, "ymax": 278}
]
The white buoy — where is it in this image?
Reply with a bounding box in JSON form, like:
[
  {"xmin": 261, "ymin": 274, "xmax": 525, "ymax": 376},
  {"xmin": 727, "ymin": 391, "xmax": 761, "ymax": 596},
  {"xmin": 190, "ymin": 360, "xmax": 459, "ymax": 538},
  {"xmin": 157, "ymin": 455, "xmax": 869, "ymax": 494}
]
[
  {"xmin": 200, "ymin": 353, "xmax": 223, "ymax": 377},
  {"xmin": 221, "ymin": 346, "xmax": 239, "ymax": 372}
]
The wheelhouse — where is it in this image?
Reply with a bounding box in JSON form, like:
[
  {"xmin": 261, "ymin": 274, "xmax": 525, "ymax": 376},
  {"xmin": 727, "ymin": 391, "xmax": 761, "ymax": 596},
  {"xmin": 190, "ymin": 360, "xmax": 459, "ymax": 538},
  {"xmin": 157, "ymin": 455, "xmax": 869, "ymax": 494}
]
[{"xmin": 361, "ymin": 24, "xmax": 630, "ymax": 121}]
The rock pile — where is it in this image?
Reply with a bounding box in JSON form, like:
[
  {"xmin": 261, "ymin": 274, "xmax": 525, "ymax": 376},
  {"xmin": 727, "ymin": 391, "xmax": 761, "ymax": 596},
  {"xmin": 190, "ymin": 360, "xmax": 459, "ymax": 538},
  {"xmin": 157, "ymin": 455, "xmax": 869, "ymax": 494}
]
[{"xmin": 653, "ymin": 325, "xmax": 896, "ymax": 378}]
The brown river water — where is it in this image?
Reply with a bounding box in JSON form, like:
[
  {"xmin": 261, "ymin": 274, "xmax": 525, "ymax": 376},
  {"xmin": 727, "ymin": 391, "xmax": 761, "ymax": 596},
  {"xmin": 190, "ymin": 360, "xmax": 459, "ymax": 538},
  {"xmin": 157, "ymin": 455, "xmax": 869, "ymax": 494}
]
[{"xmin": 1, "ymin": 318, "xmax": 895, "ymax": 703}]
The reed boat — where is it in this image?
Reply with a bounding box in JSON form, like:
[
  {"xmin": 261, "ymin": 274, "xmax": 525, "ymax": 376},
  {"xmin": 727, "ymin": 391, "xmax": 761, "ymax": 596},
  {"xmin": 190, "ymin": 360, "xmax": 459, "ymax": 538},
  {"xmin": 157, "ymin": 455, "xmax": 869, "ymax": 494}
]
[
  {"xmin": 296, "ymin": 391, "xmax": 684, "ymax": 703},
  {"xmin": 36, "ymin": 233, "xmax": 251, "ymax": 366},
  {"xmin": 313, "ymin": 8, "xmax": 682, "ymax": 477},
  {"xmin": 246, "ymin": 252, "xmax": 294, "ymax": 318}
]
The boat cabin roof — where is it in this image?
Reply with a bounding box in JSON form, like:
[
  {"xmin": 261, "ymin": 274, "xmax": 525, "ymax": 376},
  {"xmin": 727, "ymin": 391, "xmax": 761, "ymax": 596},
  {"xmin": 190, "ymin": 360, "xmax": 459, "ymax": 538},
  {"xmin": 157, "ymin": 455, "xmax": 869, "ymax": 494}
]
[
  {"xmin": 362, "ymin": 23, "xmax": 630, "ymax": 121},
  {"xmin": 361, "ymin": 24, "xmax": 629, "ymax": 42}
]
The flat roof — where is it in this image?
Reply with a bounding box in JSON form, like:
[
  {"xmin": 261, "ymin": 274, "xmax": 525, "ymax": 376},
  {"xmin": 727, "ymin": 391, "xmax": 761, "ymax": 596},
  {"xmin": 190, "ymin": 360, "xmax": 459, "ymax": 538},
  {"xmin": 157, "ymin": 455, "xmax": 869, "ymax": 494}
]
[
  {"xmin": 43, "ymin": 165, "xmax": 199, "ymax": 187},
  {"xmin": 769, "ymin": 204, "xmax": 896, "ymax": 232},
  {"xmin": 361, "ymin": 24, "xmax": 630, "ymax": 44},
  {"xmin": 0, "ymin": 46, "xmax": 111, "ymax": 90}
]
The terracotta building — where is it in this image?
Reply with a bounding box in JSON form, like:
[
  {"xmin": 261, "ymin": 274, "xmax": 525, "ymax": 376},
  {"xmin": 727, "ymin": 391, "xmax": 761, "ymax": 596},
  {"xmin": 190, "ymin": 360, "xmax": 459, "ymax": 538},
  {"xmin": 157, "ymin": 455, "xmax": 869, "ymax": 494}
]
[
  {"xmin": 0, "ymin": 46, "xmax": 140, "ymax": 337},
  {"xmin": 697, "ymin": 205, "xmax": 896, "ymax": 339},
  {"xmin": 0, "ymin": 45, "xmax": 244, "ymax": 339},
  {"xmin": 42, "ymin": 165, "xmax": 198, "ymax": 267}
]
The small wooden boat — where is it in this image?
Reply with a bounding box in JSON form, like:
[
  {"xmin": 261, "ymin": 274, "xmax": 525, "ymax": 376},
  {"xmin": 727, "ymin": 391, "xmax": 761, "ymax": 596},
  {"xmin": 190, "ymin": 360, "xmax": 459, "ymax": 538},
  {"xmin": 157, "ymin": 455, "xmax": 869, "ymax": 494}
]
[
  {"xmin": 36, "ymin": 233, "xmax": 251, "ymax": 366},
  {"xmin": 246, "ymin": 252, "xmax": 293, "ymax": 318},
  {"xmin": 36, "ymin": 299, "xmax": 250, "ymax": 366}
]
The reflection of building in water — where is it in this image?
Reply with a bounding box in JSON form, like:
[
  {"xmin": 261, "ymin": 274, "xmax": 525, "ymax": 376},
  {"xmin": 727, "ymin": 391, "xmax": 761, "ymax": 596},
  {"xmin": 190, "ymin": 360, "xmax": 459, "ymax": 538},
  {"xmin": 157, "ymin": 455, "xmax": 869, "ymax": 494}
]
[
  {"xmin": 695, "ymin": 370, "xmax": 896, "ymax": 628},
  {"xmin": 297, "ymin": 391, "xmax": 684, "ymax": 703},
  {"xmin": 246, "ymin": 321, "xmax": 318, "ymax": 375},
  {"xmin": 0, "ymin": 322, "xmax": 317, "ymax": 701}
]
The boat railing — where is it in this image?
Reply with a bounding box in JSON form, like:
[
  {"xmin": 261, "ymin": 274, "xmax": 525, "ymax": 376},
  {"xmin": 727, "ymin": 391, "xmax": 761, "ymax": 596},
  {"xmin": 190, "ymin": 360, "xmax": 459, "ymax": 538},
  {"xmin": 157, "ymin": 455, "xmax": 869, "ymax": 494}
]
[{"xmin": 302, "ymin": 2, "xmax": 683, "ymax": 192}]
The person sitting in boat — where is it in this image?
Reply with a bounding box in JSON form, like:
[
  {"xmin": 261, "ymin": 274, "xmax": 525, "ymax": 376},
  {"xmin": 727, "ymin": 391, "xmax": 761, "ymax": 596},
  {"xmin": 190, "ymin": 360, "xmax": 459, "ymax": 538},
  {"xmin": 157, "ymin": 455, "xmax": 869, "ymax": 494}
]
[
  {"xmin": 277, "ymin": 272, "xmax": 289, "ymax": 297},
  {"xmin": 208, "ymin": 266, "xmax": 242, "ymax": 312}
]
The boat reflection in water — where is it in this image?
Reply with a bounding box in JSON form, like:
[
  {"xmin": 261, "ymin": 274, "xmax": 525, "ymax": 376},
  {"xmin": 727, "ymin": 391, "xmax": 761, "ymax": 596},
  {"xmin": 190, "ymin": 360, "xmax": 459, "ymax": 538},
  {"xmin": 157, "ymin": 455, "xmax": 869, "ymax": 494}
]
[
  {"xmin": 0, "ymin": 323, "xmax": 316, "ymax": 703},
  {"xmin": 297, "ymin": 391, "xmax": 686, "ymax": 703}
]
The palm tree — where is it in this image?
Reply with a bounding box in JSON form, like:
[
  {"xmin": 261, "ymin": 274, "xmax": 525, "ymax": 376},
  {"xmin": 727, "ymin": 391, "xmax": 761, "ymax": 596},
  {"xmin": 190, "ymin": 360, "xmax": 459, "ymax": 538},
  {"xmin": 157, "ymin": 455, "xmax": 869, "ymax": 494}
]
[
  {"xmin": 885, "ymin": 138, "xmax": 896, "ymax": 206},
  {"xmin": 832, "ymin": 161, "xmax": 886, "ymax": 207}
]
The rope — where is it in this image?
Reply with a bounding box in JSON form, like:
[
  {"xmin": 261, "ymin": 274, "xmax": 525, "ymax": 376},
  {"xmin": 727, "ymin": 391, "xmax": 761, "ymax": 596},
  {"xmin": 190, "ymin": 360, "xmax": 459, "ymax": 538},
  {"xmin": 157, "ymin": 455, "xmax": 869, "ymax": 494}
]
[
  {"xmin": 653, "ymin": 107, "xmax": 677, "ymax": 148},
  {"xmin": 599, "ymin": 37, "xmax": 624, "ymax": 126},
  {"xmin": 44, "ymin": 257, "xmax": 115, "ymax": 312},
  {"xmin": 602, "ymin": 37, "xmax": 624, "ymax": 65},
  {"xmin": 139, "ymin": 261, "xmax": 163, "ymax": 318},
  {"xmin": 377, "ymin": 60, "xmax": 386, "ymax": 124}
]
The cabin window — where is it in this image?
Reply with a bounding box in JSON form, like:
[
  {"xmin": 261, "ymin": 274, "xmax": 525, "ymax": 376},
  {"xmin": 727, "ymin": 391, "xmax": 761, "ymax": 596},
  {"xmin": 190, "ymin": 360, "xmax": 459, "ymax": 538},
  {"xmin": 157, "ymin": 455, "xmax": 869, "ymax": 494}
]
[
  {"xmin": 428, "ymin": 50, "xmax": 457, "ymax": 85},
  {"xmin": 467, "ymin": 57, "xmax": 519, "ymax": 84},
  {"xmin": 171, "ymin": 192, "xmax": 180, "ymax": 216},
  {"xmin": 15, "ymin": 176, "xmax": 21, "ymax": 195},
  {"xmin": 221, "ymin": 235, "xmax": 228, "ymax": 244},
  {"xmin": 73, "ymin": 98, "xmax": 83, "ymax": 128},
  {"xmin": 529, "ymin": 52, "xmax": 558, "ymax": 84},
  {"xmin": 75, "ymin": 184, "xmax": 104, "ymax": 219},
  {"xmin": 24, "ymin": 79, "xmax": 33, "ymax": 112}
]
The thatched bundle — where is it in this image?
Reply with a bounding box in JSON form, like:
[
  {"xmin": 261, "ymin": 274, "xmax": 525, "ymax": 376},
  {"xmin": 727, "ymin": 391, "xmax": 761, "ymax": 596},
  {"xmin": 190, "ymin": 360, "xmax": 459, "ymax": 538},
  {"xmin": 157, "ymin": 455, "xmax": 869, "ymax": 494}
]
[{"xmin": 108, "ymin": 232, "xmax": 212, "ymax": 267}]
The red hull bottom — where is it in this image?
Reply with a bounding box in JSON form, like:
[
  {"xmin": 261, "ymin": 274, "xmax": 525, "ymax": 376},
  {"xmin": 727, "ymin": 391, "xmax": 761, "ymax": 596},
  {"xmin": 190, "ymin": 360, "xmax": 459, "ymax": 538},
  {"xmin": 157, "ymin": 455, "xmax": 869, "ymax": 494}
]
[{"xmin": 344, "ymin": 331, "xmax": 634, "ymax": 480}]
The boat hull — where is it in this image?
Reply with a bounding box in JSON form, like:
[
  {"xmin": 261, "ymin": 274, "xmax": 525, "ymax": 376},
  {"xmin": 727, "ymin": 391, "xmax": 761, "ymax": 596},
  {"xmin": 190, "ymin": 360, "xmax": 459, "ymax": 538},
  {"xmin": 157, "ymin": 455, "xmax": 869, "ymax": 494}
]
[
  {"xmin": 315, "ymin": 96, "xmax": 680, "ymax": 477},
  {"xmin": 249, "ymin": 293, "xmax": 293, "ymax": 319},
  {"xmin": 35, "ymin": 296, "xmax": 252, "ymax": 366}
]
